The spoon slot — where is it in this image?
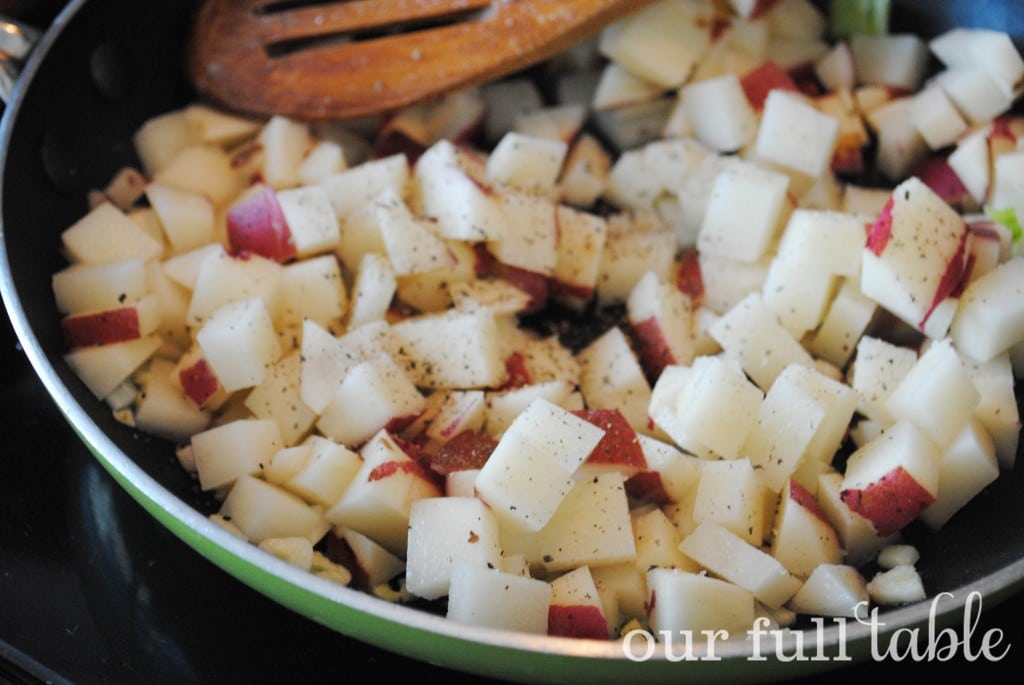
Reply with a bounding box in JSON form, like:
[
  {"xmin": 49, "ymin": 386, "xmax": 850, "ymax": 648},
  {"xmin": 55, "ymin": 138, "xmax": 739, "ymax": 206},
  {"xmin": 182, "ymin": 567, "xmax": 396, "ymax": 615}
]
[
  {"xmin": 255, "ymin": 0, "xmax": 494, "ymax": 46},
  {"xmin": 262, "ymin": 2, "xmax": 492, "ymax": 59}
]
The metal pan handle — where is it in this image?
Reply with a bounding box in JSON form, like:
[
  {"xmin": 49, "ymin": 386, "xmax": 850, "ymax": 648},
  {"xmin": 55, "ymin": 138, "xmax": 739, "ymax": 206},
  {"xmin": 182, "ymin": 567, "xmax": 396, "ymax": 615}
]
[{"xmin": 0, "ymin": 16, "xmax": 41, "ymax": 103}]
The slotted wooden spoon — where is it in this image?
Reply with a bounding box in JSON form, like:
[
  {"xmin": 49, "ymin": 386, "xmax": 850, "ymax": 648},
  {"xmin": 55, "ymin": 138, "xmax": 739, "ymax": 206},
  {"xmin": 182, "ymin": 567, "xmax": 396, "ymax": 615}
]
[{"xmin": 187, "ymin": 0, "xmax": 658, "ymax": 121}]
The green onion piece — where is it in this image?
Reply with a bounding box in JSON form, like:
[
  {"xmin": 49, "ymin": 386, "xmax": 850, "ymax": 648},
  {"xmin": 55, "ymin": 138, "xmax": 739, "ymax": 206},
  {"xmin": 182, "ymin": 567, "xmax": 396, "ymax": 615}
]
[
  {"xmin": 828, "ymin": 0, "xmax": 891, "ymax": 38},
  {"xmin": 984, "ymin": 205, "xmax": 1024, "ymax": 243}
]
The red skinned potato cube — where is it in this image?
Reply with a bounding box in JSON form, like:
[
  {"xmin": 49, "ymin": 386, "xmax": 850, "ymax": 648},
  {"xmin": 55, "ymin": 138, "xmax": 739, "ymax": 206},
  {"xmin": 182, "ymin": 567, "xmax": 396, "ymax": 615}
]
[
  {"xmin": 550, "ymin": 205, "xmax": 608, "ymax": 310},
  {"xmin": 495, "ymin": 264, "xmax": 550, "ymax": 314},
  {"xmin": 325, "ymin": 430, "xmax": 443, "ymax": 556},
  {"xmin": 226, "ymin": 185, "xmax": 296, "ymax": 263},
  {"xmin": 861, "ymin": 176, "xmax": 970, "ymax": 338},
  {"xmin": 840, "ymin": 420, "xmax": 940, "ymax": 536},
  {"xmin": 573, "ymin": 408, "xmax": 647, "ymax": 479},
  {"xmin": 174, "ymin": 346, "xmax": 229, "ymax": 411},
  {"xmin": 547, "ymin": 566, "xmax": 610, "ymax": 640},
  {"xmin": 325, "ymin": 528, "xmax": 405, "ymax": 593},
  {"xmin": 624, "ymin": 435, "xmax": 701, "ymax": 507},
  {"xmin": 741, "ymin": 60, "xmax": 799, "ymax": 112},
  {"xmin": 429, "ymin": 430, "xmax": 497, "ymax": 476},
  {"xmin": 770, "ymin": 479, "xmax": 843, "ymax": 578},
  {"xmin": 60, "ymin": 293, "xmax": 161, "ymax": 348},
  {"xmin": 626, "ymin": 270, "xmax": 697, "ymax": 380}
]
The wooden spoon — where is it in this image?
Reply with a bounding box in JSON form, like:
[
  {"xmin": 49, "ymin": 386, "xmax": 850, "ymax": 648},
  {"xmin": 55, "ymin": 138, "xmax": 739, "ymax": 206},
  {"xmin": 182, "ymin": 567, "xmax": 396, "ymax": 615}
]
[{"xmin": 187, "ymin": 0, "xmax": 658, "ymax": 121}]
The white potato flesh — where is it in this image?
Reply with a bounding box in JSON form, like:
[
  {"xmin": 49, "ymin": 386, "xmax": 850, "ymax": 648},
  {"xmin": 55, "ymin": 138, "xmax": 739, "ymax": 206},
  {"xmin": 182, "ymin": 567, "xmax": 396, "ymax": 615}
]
[
  {"xmin": 187, "ymin": 251, "xmax": 282, "ymax": 326},
  {"xmin": 243, "ymin": 350, "xmax": 317, "ymax": 446},
  {"xmin": 423, "ymin": 390, "xmax": 486, "ymax": 446},
  {"xmin": 483, "ymin": 380, "xmax": 577, "ymax": 438},
  {"xmin": 966, "ymin": 353, "xmax": 1021, "ymax": 469},
  {"xmin": 347, "ymin": 252, "xmax": 396, "ymax": 328},
  {"xmin": 145, "ymin": 182, "xmax": 215, "ymax": 255},
  {"xmin": 754, "ymin": 90, "xmax": 839, "ymax": 180},
  {"xmin": 64, "ymin": 335, "xmax": 162, "ymax": 400},
  {"xmin": 866, "ymin": 564, "xmax": 927, "ymax": 605},
  {"xmin": 354, "ymin": 187, "xmax": 454, "ymax": 276},
  {"xmin": 577, "ymin": 326, "xmax": 652, "ymax": 434},
  {"xmin": 598, "ymin": 0, "xmax": 712, "ymax": 88},
  {"xmin": 133, "ymin": 358, "xmax": 211, "ymax": 442},
  {"xmin": 195, "ymin": 296, "xmax": 282, "ymax": 392},
  {"xmin": 552, "ymin": 204, "xmax": 608, "ymax": 303},
  {"xmin": 789, "ymin": 564, "xmax": 869, "ymax": 618},
  {"xmin": 597, "ymin": 229, "xmax": 678, "ymax": 305},
  {"xmin": 709, "ymin": 292, "xmax": 815, "ymax": 391},
  {"xmin": 275, "ymin": 185, "xmax": 341, "ymax": 258},
  {"xmin": 627, "ymin": 270, "xmax": 698, "ymax": 371},
  {"xmin": 848, "ymin": 335, "xmax": 918, "ymax": 424},
  {"xmin": 951, "ymin": 257, "xmax": 1024, "ymax": 363},
  {"xmin": 258, "ymin": 536, "xmax": 315, "ymax": 571},
  {"xmin": 61, "ymin": 202, "xmax": 164, "ymax": 265},
  {"xmin": 633, "ymin": 507, "xmax": 697, "ymax": 572},
  {"xmin": 277, "ymin": 254, "xmax": 347, "ymax": 329},
  {"xmin": 219, "ymin": 474, "xmax": 326, "ymax": 544},
  {"xmin": 692, "ymin": 458, "xmax": 767, "ymax": 546},
  {"xmin": 475, "ymin": 398, "xmax": 605, "ymax": 534},
  {"xmin": 816, "ymin": 472, "xmax": 897, "ymax": 567},
  {"xmin": 697, "ymin": 252, "xmax": 772, "ymax": 315},
  {"xmin": 549, "ymin": 565, "xmax": 608, "ymax": 630},
  {"xmin": 406, "ymin": 497, "xmax": 502, "ymax": 600},
  {"xmin": 533, "ymin": 471, "xmax": 637, "ymax": 573},
  {"xmin": 636, "ymin": 435, "xmax": 703, "ymax": 504},
  {"xmin": 280, "ymin": 436, "xmax": 362, "ymax": 507},
  {"xmin": 682, "ymin": 73, "xmax": 758, "ymax": 153},
  {"xmin": 415, "ymin": 140, "xmax": 507, "ymax": 242},
  {"xmin": 154, "ymin": 145, "xmax": 245, "ymax": 208},
  {"xmin": 446, "ymin": 563, "xmax": 551, "ymax": 634},
  {"xmin": 486, "ymin": 131, "xmax": 568, "ymax": 195},
  {"xmin": 805, "ymin": 279, "xmax": 878, "ymax": 368},
  {"xmin": 51, "ymin": 258, "xmax": 150, "ymax": 314},
  {"xmin": 324, "ymin": 430, "xmax": 441, "ymax": 556},
  {"xmin": 769, "ymin": 481, "xmax": 843, "ymax": 578},
  {"xmin": 930, "ymin": 28, "xmax": 1024, "ymax": 98},
  {"xmin": 336, "ymin": 527, "xmax": 406, "ymax": 589},
  {"xmin": 133, "ymin": 108, "xmax": 197, "ymax": 176},
  {"xmin": 316, "ymin": 354, "xmax": 425, "ymax": 447},
  {"xmin": 908, "ymin": 84, "xmax": 968, "ymax": 150},
  {"xmin": 487, "ymin": 190, "xmax": 559, "ymax": 275},
  {"xmin": 742, "ymin": 367, "xmax": 831, "ymax": 493},
  {"xmin": 191, "ymin": 418, "xmax": 283, "ymax": 491},
  {"xmin": 258, "ymin": 115, "xmax": 311, "ymax": 190},
  {"xmin": 389, "ymin": 309, "xmax": 507, "ymax": 389},
  {"xmin": 183, "ymin": 103, "xmax": 261, "ymax": 147},
  {"xmin": 697, "ymin": 160, "xmax": 791, "ymax": 263},
  {"xmin": 934, "ymin": 67, "xmax": 1015, "ymax": 125},
  {"xmin": 679, "ymin": 520, "xmax": 801, "ymax": 609},
  {"xmin": 860, "ymin": 177, "xmax": 969, "ymax": 339},
  {"xmin": 918, "ymin": 419, "xmax": 1000, "ymax": 530},
  {"xmin": 646, "ymin": 567, "xmax": 755, "ymax": 637},
  {"xmin": 850, "ymin": 34, "xmax": 930, "ymax": 91},
  {"xmin": 299, "ymin": 319, "xmax": 390, "ymax": 414},
  {"xmin": 320, "ymin": 153, "xmax": 410, "ymax": 220},
  {"xmin": 885, "ymin": 338, "xmax": 981, "ymax": 448}
]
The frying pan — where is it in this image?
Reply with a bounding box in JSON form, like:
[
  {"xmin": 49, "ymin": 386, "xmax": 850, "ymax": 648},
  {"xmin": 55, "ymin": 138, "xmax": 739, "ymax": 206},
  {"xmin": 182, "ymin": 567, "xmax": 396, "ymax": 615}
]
[{"xmin": 1, "ymin": 1, "xmax": 1022, "ymax": 683}]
